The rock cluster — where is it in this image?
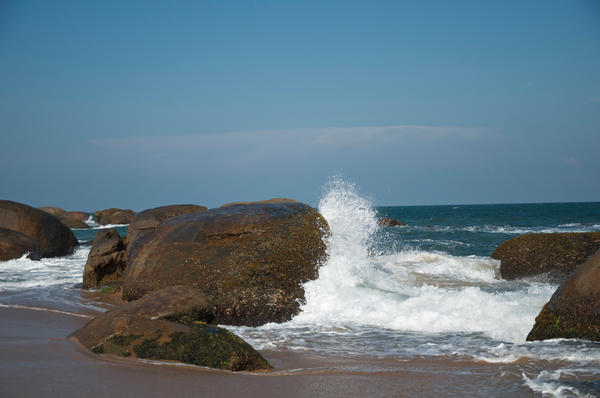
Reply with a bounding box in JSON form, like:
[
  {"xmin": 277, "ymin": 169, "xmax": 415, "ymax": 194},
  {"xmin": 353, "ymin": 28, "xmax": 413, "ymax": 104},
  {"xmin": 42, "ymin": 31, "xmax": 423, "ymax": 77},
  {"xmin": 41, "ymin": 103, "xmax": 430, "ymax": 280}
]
[
  {"xmin": 93, "ymin": 208, "xmax": 135, "ymax": 225},
  {"xmin": 38, "ymin": 207, "xmax": 90, "ymax": 229}
]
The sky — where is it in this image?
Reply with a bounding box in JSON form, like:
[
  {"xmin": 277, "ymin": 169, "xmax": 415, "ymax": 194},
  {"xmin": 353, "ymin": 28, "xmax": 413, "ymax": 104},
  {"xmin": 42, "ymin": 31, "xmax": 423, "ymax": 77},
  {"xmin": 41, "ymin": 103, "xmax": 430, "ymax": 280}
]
[{"xmin": 1, "ymin": 0, "xmax": 599, "ymax": 211}]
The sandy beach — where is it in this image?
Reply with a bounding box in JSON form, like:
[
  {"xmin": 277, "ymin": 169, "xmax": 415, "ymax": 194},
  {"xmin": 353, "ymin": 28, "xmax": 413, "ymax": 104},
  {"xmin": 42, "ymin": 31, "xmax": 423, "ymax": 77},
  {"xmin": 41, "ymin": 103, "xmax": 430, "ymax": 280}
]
[{"xmin": 0, "ymin": 306, "xmax": 537, "ymax": 398}]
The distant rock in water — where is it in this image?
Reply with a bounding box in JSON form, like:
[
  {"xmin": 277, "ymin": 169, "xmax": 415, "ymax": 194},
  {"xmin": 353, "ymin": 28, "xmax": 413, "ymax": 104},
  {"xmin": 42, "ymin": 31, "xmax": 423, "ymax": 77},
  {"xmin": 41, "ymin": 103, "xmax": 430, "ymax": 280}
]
[
  {"xmin": 377, "ymin": 217, "xmax": 406, "ymax": 227},
  {"xmin": 124, "ymin": 200, "xmax": 329, "ymax": 326},
  {"xmin": 126, "ymin": 204, "xmax": 207, "ymax": 260},
  {"xmin": 0, "ymin": 228, "xmax": 41, "ymax": 261},
  {"xmin": 39, "ymin": 207, "xmax": 90, "ymax": 229},
  {"xmin": 491, "ymin": 232, "xmax": 600, "ymax": 282},
  {"xmin": 70, "ymin": 286, "xmax": 271, "ymax": 371},
  {"xmin": 94, "ymin": 208, "xmax": 135, "ymax": 225},
  {"xmin": 0, "ymin": 200, "xmax": 77, "ymax": 258},
  {"xmin": 82, "ymin": 228, "xmax": 127, "ymax": 289},
  {"xmin": 527, "ymin": 250, "xmax": 600, "ymax": 342}
]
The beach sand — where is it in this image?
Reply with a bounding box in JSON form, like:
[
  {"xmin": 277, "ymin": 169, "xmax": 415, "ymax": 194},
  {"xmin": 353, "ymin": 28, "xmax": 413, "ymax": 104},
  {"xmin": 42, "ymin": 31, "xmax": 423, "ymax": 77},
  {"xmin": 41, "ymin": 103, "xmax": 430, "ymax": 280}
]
[{"xmin": 0, "ymin": 306, "xmax": 534, "ymax": 397}]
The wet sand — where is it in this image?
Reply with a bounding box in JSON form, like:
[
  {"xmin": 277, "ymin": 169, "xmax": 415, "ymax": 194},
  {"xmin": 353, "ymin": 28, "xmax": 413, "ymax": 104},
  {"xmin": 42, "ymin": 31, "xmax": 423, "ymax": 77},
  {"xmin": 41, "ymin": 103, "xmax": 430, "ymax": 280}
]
[{"xmin": 0, "ymin": 306, "xmax": 534, "ymax": 397}]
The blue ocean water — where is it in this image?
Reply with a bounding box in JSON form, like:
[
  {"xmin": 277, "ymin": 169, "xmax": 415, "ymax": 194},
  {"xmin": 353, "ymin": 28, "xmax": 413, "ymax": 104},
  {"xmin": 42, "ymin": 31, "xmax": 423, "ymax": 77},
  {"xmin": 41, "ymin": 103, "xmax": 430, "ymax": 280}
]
[{"xmin": 1, "ymin": 182, "xmax": 599, "ymax": 396}]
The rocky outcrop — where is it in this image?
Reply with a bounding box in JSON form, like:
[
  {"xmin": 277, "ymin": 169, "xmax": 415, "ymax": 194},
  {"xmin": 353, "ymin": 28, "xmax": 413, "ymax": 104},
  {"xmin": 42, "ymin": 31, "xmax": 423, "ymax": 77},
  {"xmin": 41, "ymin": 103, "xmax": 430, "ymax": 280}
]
[
  {"xmin": 377, "ymin": 217, "xmax": 406, "ymax": 227},
  {"xmin": 0, "ymin": 200, "xmax": 78, "ymax": 258},
  {"xmin": 0, "ymin": 228, "xmax": 41, "ymax": 261},
  {"xmin": 221, "ymin": 198, "xmax": 298, "ymax": 208},
  {"xmin": 124, "ymin": 201, "xmax": 329, "ymax": 326},
  {"xmin": 70, "ymin": 286, "xmax": 271, "ymax": 371},
  {"xmin": 93, "ymin": 208, "xmax": 135, "ymax": 225},
  {"xmin": 39, "ymin": 207, "xmax": 90, "ymax": 229},
  {"xmin": 82, "ymin": 228, "xmax": 127, "ymax": 288},
  {"xmin": 527, "ymin": 250, "xmax": 600, "ymax": 341},
  {"xmin": 491, "ymin": 232, "xmax": 600, "ymax": 282},
  {"xmin": 126, "ymin": 204, "xmax": 207, "ymax": 259}
]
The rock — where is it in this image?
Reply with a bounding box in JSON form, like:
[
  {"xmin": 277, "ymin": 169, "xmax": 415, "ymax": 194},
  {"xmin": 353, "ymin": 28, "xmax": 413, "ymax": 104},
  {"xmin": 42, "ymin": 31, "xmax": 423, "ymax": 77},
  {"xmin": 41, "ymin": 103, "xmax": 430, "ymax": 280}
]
[
  {"xmin": 221, "ymin": 198, "xmax": 298, "ymax": 208},
  {"xmin": 93, "ymin": 208, "xmax": 135, "ymax": 225},
  {"xmin": 39, "ymin": 208, "xmax": 90, "ymax": 229},
  {"xmin": 124, "ymin": 201, "xmax": 329, "ymax": 326},
  {"xmin": 82, "ymin": 228, "xmax": 127, "ymax": 288},
  {"xmin": 377, "ymin": 217, "xmax": 406, "ymax": 227},
  {"xmin": 0, "ymin": 228, "xmax": 41, "ymax": 261},
  {"xmin": 491, "ymin": 232, "xmax": 600, "ymax": 282},
  {"xmin": 0, "ymin": 200, "xmax": 78, "ymax": 258},
  {"xmin": 126, "ymin": 204, "xmax": 207, "ymax": 259},
  {"xmin": 38, "ymin": 206, "xmax": 66, "ymax": 216},
  {"xmin": 527, "ymin": 250, "xmax": 600, "ymax": 341},
  {"xmin": 70, "ymin": 286, "xmax": 271, "ymax": 371}
]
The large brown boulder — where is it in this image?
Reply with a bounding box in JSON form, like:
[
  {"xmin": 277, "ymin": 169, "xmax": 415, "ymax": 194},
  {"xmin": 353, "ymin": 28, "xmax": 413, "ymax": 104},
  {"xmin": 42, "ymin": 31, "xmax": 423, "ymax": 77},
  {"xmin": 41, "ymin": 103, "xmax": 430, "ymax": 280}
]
[
  {"xmin": 0, "ymin": 200, "xmax": 78, "ymax": 258},
  {"xmin": 220, "ymin": 198, "xmax": 298, "ymax": 208},
  {"xmin": 0, "ymin": 228, "xmax": 41, "ymax": 261},
  {"xmin": 70, "ymin": 286, "xmax": 271, "ymax": 371},
  {"xmin": 527, "ymin": 250, "xmax": 600, "ymax": 341},
  {"xmin": 491, "ymin": 232, "xmax": 600, "ymax": 282},
  {"xmin": 39, "ymin": 207, "xmax": 90, "ymax": 229},
  {"xmin": 94, "ymin": 208, "xmax": 135, "ymax": 225},
  {"xmin": 126, "ymin": 204, "xmax": 207, "ymax": 259},
  {"xmin": 123, "ymin": 201, "xmax": 329, "ymax": 326},
  {"xmin": 82, "ymin": 228, "xmax": 127, "ymax": 288}
]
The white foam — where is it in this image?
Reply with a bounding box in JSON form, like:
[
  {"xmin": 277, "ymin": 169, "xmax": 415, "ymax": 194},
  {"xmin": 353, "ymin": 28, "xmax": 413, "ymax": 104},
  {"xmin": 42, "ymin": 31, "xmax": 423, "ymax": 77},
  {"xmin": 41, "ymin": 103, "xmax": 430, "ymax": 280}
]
[
  {"xmin": 523, "ymin": 370, "xmax": 594, "ymax": 398},
  {"xmin": 81, "ymin": 215, "xmax": 128, "ymax": 229}
]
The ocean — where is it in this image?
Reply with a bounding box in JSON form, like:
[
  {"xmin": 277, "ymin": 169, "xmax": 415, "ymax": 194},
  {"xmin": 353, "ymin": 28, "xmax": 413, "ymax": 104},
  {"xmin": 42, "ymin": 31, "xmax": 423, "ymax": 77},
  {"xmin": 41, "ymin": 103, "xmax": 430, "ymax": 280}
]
[{"xmin": 1, "ymin": 179, "xmax": 599, "ymax": 397}]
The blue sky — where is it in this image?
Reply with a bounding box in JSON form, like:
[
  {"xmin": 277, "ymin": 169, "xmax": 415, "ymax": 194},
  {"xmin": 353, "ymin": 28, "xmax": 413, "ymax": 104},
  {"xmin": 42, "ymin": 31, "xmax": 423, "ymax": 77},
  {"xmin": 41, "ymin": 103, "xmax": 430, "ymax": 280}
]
[{"xmin": 1, "ymin": 0, "xmax": 599, "ymax": 210}]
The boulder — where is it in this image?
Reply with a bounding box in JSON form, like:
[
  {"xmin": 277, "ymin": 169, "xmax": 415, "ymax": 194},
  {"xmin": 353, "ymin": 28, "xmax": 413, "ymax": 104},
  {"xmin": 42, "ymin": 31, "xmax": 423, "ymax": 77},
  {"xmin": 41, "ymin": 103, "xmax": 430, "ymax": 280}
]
[
  {"xmin": 123, "ymin": 201, "xmax": 329, "ymax": 326},
  {"xmin": 0, "ymin": 228, "xmax": 41, "ymax": 261},
  {"xmin": 0, "ymin": 200, "xmax": 78, "ymax": 258},
  {"xmin": 70, "ymin": 286, "xmax": 271, "ymax": 371},
  {"xmin": 221, "ymin": 198, "xmax": 298, "ymax": 208},
  {"xmin": 527, "ymin": 250, "xmax": 600, "ymax": 341},
  {"xmin": 60, "ymin": 211, "xmax": 90, "ymax": 229},
  {"xmin": 126, "ymin": 204, "xmax": 207, "ymax": 259},
  {"xmin": 38, "ymin": 206, "xmax": 66, "ymax": 216},
  {"xmin": 94, "ymin": 208, "xmax": 135, "ymax": 225},
  {"xmin": 491, "ymin": 232, "xmax": 600, "ymax": 282},
  {"xmin": 82, "ymin": 228, "xmax": 127, "ymax": 288},
  {"xmin": 377, "ymin": 217, "xmax": 406, "ymax": 227}
]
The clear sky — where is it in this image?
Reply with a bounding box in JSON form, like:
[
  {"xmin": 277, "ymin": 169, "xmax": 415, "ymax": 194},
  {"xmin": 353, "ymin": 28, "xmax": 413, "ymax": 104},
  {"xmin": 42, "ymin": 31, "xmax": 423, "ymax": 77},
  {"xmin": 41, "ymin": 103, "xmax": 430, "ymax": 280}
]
[{"xmin": 1, "ymin": 0, "xmax": 599, "ymax": 211}]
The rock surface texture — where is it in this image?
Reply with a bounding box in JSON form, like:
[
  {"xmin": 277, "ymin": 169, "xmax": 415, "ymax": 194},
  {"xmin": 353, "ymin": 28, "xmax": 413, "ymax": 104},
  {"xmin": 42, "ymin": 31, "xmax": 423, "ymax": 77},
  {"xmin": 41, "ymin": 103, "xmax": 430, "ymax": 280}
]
[
  {"xmin": 0, "ymin": 200, "xmax": 77, "ymax": 258},
  {"xmin": 491, "ymin": 232, "xmax": 600, "ymax": 282},
  {"xmin": 93, "ymin": 208, "xmax": 135, "ymax": 225},
  {"xmin": 82, "ymin": 228, "xmax": 127, "ymax": 288},
  {"xmin": 70, "ymin": 286, "xmax": 271, "ymax": 371},
  {"xmin": 527, "ymin": 250, "xmax": 600, "ymax": 341},
  {"xmin": 0, "ymin": 228, "xmax": 41, "ymax": 261},
  {"xmin": 126, "ymin": 204, "xmax": 207, "ymax": 259},
  {"xmin": 124, "ymin": 201, "xmax": 329, "ymax": 326},
  {"xmin": 39, "ymin": 207, "xmax": 91, "ymax": 229}
]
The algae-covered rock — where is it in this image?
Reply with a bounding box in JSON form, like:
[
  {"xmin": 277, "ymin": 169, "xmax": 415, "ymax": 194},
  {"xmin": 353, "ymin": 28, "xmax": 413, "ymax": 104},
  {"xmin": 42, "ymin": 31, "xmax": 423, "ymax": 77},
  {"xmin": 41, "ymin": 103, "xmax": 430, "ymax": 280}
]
[
  {"xmin": 70, "ymin": 286, "xmax": 271, "ymax": 371},
  {"xmin": 491, "ymin": 232, "xmax": 600, "ymax": 282},
  {"xmin": 0, "ymin": 228, "xmax": 41, "ymax": 261},
  {"xmin": 0, "ymin": 200, "xmax": 78, "ymax": 258},
  {"xmin": 126, "ymin": 204, "xmax": 207, "ymax": 259},
  {"xmin": 527, "ymin": 250, "xmax": 600, "ymax": 341},
  {"xmin": 82, "ymin": 228, "xmax": 127, "ymax": 288},
  {"xmin": 124, "ymin": 200, "xmax": 329, "ymax": 326}
]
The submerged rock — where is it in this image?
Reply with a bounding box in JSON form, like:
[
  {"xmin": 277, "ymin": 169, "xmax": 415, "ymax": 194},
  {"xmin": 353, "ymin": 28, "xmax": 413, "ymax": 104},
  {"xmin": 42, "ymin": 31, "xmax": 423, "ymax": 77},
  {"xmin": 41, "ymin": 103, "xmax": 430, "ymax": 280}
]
[
  {"xmin": 124, "ymin": 200, "xmax": 329, "ymax": 326},
  {"xmin": 94, "ymin": 208, "xmax": 135, "ymax": 225},
  {"xmin": 82, "ymin": 228, "xmax": 127, "ymax": 288},
  {"xmin": 0, "ymin": 200, "xmax": 78, "ymax": 258},
  {"xmin": 527, "ymin": 250, "xmax": 600, "ymax": 342},
  {"xmin": 70, "ymin": 286, "xmax": 271, "ymax": 371},
  {"xmin": 126, "ymin": 204, "xmax": 207, "ymax": 259},
  {"xmin": 377, "ymin": 217, "xmax": 406, "ymax": 227},
  {"xmin": 0, "ymin": 228, "xmax": 41, "ymax": 261},
  {"xmin": 491, "ymin": 232, "xmax": 600, "ymax": 282}
]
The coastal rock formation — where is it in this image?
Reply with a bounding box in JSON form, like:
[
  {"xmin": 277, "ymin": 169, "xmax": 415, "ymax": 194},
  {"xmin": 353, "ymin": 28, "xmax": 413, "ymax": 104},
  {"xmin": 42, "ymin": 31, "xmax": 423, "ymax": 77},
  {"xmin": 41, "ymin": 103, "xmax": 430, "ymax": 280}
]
[
  {"xmin": 70, "ymin": 286, "xmax": 271, "ymax": 371},
  {"xmin": 527, "ymin": 250, "xmax": 600, "ymax": 341},
  {"xmin": 0, "ymin": 228, "xmax": 41, "ymax": 261},
  {"xmin": 0, "ymin": 200, "xmax": 78, "ymax": 258},
  {"xmin": 82, "ymin": 228, "xmax": 127, "ymax": 288},
  {"xmin": 124, "ymin": 200, "xmax": 329, "ymax": 326},
  {"xmin": 126, "ymin": 204, "xmax": 207, "ymax": 259},
  {"xmin": 377, "ymin": 217, "xmax": 406, "ymax": 227},
  {"xmin": 491, "ymin": 232, "xmax": 600, "ymax": 282},
  {"xmin": 93, "ymin": 208, "xmax": 135, "ymax": 225},
  {"xmin": 220, "ymin": 198, "xmax": 298, "ymax": 208},
  {"xmin": 39, "ymin": 207, "xmax": 90, "ymax": 229}
]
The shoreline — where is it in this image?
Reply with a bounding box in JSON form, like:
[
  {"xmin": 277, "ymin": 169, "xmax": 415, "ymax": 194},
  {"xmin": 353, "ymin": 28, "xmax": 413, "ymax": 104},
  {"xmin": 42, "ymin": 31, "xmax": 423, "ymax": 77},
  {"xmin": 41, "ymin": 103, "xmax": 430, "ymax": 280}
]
[{"xmin": 0, "ymin": 306, "xmax": 536, "ymax": 397}]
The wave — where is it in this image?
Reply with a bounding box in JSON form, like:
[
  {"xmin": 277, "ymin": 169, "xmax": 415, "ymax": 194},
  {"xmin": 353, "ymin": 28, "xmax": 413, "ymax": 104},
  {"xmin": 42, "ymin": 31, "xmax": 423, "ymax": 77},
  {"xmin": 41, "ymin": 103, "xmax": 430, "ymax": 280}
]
[
  {"xmin": 403, "ymin": 224, "xmax": 600, "ymax": 235},
  {"xmin": 80, "ymin": 215, "xmax": 128, "ymax": 229}
]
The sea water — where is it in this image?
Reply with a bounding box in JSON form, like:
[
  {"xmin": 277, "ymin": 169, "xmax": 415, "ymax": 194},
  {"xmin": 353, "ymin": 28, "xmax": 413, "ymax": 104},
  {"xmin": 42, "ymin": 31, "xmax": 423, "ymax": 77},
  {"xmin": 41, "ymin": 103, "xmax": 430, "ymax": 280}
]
[{"xmin": 1, "ymin": 179, "xmax": 599, "ymax": 396}]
